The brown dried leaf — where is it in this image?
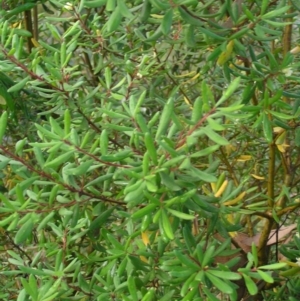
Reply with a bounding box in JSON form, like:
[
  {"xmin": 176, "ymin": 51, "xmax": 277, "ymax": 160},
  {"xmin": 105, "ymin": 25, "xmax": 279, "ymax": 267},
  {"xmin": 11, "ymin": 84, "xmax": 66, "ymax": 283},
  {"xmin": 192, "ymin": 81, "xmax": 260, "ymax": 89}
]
[{"xmin": 235, "ymin": 224, "xmax": 297, "ymax": 247}]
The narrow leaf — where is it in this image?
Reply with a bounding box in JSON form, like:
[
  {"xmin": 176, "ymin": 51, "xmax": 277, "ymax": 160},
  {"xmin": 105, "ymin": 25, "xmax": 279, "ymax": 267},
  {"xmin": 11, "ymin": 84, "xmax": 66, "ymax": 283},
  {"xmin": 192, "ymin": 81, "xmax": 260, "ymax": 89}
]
[{"xmin": 205, "ymin": 271, "xmax": 234, "ymax": 294}]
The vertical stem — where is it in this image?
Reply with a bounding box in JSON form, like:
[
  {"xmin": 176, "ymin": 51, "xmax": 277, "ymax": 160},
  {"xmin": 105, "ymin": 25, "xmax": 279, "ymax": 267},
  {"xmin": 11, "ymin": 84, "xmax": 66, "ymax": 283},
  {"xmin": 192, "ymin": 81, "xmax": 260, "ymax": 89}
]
[
  {"xmin": 282, "ymin": 1, "xmax": 292, "ymax": 56},
  {"xmin": 33, "ymin": 6, "xmax": 39, "ymax": 41},
  {"xmin": 257, "ymin": 142, "xmax": 275, "ymax": 265},
  {"xmin": 267, "ymin": 143, "xmax": 275, "ymax": 208},
  {"xmin": 282, "ymin": 0, "xmax": 293, "ymax": 103},
  {"xmin": 24, "ymin": 10, "xmax": 33, "ymax": 53}
]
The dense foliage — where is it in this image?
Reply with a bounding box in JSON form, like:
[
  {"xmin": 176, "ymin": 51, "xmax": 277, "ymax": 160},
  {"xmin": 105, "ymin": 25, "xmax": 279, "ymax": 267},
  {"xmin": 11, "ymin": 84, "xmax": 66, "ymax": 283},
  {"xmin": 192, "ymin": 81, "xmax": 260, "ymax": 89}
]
[{"xmin": 1, "ymin": 0, "xmax": 300, "ymax": 300}]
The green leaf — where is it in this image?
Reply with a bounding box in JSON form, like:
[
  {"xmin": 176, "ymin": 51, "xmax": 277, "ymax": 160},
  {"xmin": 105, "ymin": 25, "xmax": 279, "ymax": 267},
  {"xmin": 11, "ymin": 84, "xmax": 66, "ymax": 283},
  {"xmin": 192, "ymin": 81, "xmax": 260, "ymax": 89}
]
[
  {"xmin": 264, "ymin": 19, "xmax": 292, "ymax": 27},
  {"xmin": 215, "ymin": 77, "xmax": 241, "ymax": 107},
  {"xmin": 167, "ymin": 208, "xmax": 195, "ymax": 220},
  {"xmin": 267, "ymin": 110, "xmax": 294, "ymax": 120},
  {"xmin": 158, "ymin": 290, "xmax": 175, "ymax": 301},
  {"xmin": 262, "ymin": 112, "xmax": 273, "ymax": 143},
  {"xmin": 258, "ymin": 262, "xmax": 287, "ymax": 270},
  {"xmin": 14, "ymin": 218, "xmax": 34, "ymax": 244},
  {"xmin": 207, "ymin": 117, "xmax": 225, "ymax": 131},
  {"xmin": 178, "ymin": 6, "xmax": 203, "ymax": 26},
  {"xmin": 89, "ymin": 207, "xmax": 115, "ymax": 237},
  {"xmin": 242, "ymin": 274, "xmax": 258, "ymax": 295},
  {"xmin": 63, "ymin": 160, "xmax": 94, "ymax": 176},
  {"xmin": 0, "ymin": 213, "xmax": 18, "ymax": 227},
  {"xmin": 50, "ymin": 117, "xmax": 64, "ymax": 137},
  {"xmin": 104, "ymin": 67, "xmax": 112, "ymax": 89},
  {"xmin": 144, "ymin": 132, "xmax": 158, "ymax": 164},
  {"xmin": 44, "ymin": 151, "xmax": 74, "ymax": 168},
  {"xmin": 7, "ymin": 76, "xmax": 30, "ymax": 93},
  {"xmin": 198, "ymin": 27, "xmax": 226, "ymax": 41},
  {"xmin": 261, "ymin": 6, "xmax": 290, "ymax": 19},
  {"xmin": 201, "ymin": 245, "xmax": 215, "ymax": 267},
  {"xmin": 160, "ymin": 171, "xmax": 182, "ymax": 191},
  {"xmin": 295, "ymin": 127, "xmax": 300, "ymax": 147},
  {"xmin": 202, "ymin": 127, "xmax": 229, "ymax": 146},
  {"xmin": 84, "ymin": 174, "xmax": 113, "ymax": 188},
  {"xmin": 149, "ymin": 0, "xmax": 170, "ymax": 9},
  {"xmin": 185, "ymin": 24, "xmax": 196, "ymax": 47},
  {"xmin": 19, "ymin": 266, "xmax": 48, "ymax": 277},
  {"xmin": 127, "ymin": 276, "xmax": 138, "ymax": 301},
  {"xmin": 106, "ymin": 6, "xmax": 122, "ymax": 33},
  {"xmin": 3, "ymin": 3, "xmax": 36, "ymax": 19},
  {"xmin": 35, "ymin": 124, "xmax": 60, "ymax": 140},
  {"xmin": 257, "ymin": 270, "xmax": 274, "ymax": 283},
  {"xmin": 133, "ymin": 90, "xmax": 147, "ymax": 117},
  {"xmin": 155, "ymin": 97, "xmax": 174, "ymax": 140},
  {"xmin": 117, "ymin": 0, "xmax": 134, "ymax": 18},
  {"xmin": 161, "ymin": 209, "xmax": 174, "ymax": 240},
  {"xmin": 125, "ymin": 181, "xmax": 146, "ymax": 204},
  {"xmin": 174, "ymin": 249, "xmax": 198, "ymax": 269},
  {"xmin": 161, "ymin": 9, "xmax": 173, "ymax": 35},
  {"xmin": 260, "ymin": 0, "xmax": 269, "ymax": 15},
  {"xmin": 17, "ymin": 289, "xmax": 27, "ymax": 301},
  {"xmin": 207, "ymin": 269, "xmax": 241, "ymax": 280},
  {"xmin": 132, "ymin": 203, "xmax": 157, "ymax": 220},
  {"xmin": 145, "ymin": 25, "xmax": 163, "ymax": 42},
  {"xmin": 0, "ymin": 83, "xmax": 14, "ymax": 111},
  {"xmin": 140, "ymin": 0, "xmax": 151, "ymax": 22},
  {"xmin": 181, "ymin": 287, "xmax": 198, "ymax": 301},
  {"xmin": 0, "ymin": 111, "xmax": 8, "ymax": 144},
  {"xmin": 189, "ymin": 166, "xmax": 217, "ymax": 182},
  {"xmin": 101, "ymin": 150, "xmax": 132, "ymax": 162},
  {"xmin": 37, "ymin": 212, "xmax": 55, "ymax": 231},
  {"xmin": 202, "ymin": 287, "xmax": 220, "ymax": 301},
  {"xmin": 205, "ymin": 271, "xmax": 234, "ymax": 294},
  {"xmin": 190, "ymin": 145, "xmax": 220, "ymax": 158},
  {"xmin": 217, "ymin": 104, "xmax": 244, "ymax": 112},
  {"xmin": 201, "ymin": 80, "xmax": 214, "ymax": 111},
  {"xmin": 229, "ymin": 27, "xmax": 249, "ymax": 40}
]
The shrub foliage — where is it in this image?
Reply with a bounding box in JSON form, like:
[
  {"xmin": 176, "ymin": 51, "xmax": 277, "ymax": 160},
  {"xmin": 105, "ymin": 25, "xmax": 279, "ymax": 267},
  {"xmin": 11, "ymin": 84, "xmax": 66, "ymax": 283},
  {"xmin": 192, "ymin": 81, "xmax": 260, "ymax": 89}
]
[{"xmin": 1, "ymin": 0, "xmax": 300, "ymax": 300}]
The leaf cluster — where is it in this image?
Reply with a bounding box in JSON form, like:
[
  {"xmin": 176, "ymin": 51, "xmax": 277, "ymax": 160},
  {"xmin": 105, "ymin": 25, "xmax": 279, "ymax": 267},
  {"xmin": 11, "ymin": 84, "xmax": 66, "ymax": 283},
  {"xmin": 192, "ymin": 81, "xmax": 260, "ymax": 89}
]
[{"xmin": 0, "ymin": 0, "xmax": 300, "ymax": 300}]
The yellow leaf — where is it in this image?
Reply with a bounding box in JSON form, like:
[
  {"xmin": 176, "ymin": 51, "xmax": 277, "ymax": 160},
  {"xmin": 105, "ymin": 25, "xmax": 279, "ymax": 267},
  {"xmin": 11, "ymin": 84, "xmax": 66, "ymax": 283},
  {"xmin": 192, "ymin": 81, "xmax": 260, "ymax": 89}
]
[
  {"xmin": 150, "ymin": 14, "xmax": 164, "ymax": 19},
  {"xmin": 214, "ymin": 180, "xmax": 228, "ymax": 197},
  {"xmin": 210, "ymin": 182, "xmax": 216, "ymax": 193},
  {"xmin": 0, "ymin": 95, "xmax": 6, "ymax": 105},
  {"xmin": 223, "ymin": 191, "xmax": 246, "ymax": 206},
  {"xmin": 277, "ymin": 144, "xmax": 289, "ymax": 153},
  {"xmin": 227, "ymin": 213, "xmax": 234, "ymax": 224},
  {"xmin": 190, "ymin": 73, "xmax": 200, "ymax": 81},
  {"xmin": 273, "ymin": 127, "xmax": 284, "ymax": 134},
  {"xmin": 225, "ymin": 144, "xmax": 236, "ymax": 155},
  {"xmin": 202, "ymin": 184, "xmax": 211, "ymax": 195},
  {"xmin": 283, "ymin": 260, "xmax": 299, "ymax": 267},
  {"xmin": 174, "ymin": 71, "xmax": 196, "ymax": 78},
  {"xmin": 141, "ymin": 231, "xmax": 150, "ymax": 246},
  {"xmin": 140, "ymin": 256, "xmax": 148, "ymax": 263},
  {"xmin": 182, "ymin": 73, "xmax": 200, "ymax": 84},
  {"xmin": 227, "ymin": 213, "xmax": 237, "ymax": 237},
  {"xmin": 251, "ymin": 174, "xmax": 265, "ymax": 180},
  {"xmin": 31, "ymin": 38, "xmax": 41, "ymax": 48},
  {"xmin": 291, "ymin": 46, "xmax": 300, "ymax": 54},
  {"xmin": 11, "ymin": 22, "xmax": 21, "ymax": 28},
  {"xmin": 184, "ymin": 96, "xmax": 192, "ymax": 108},
  {"xmin": 236, "ymin": 155, "xmax": 252, "ymax": 162},
  {"xmin": 217, "ymin": 40, "xmax": 235, "ymax": 66},
  {"xmin": 226, "ymin": 40, "xmax": 235, "ymax": 52},
  {"xmin": 275, "ymin": 130, "xmax": 287, "ymax": 145}
]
